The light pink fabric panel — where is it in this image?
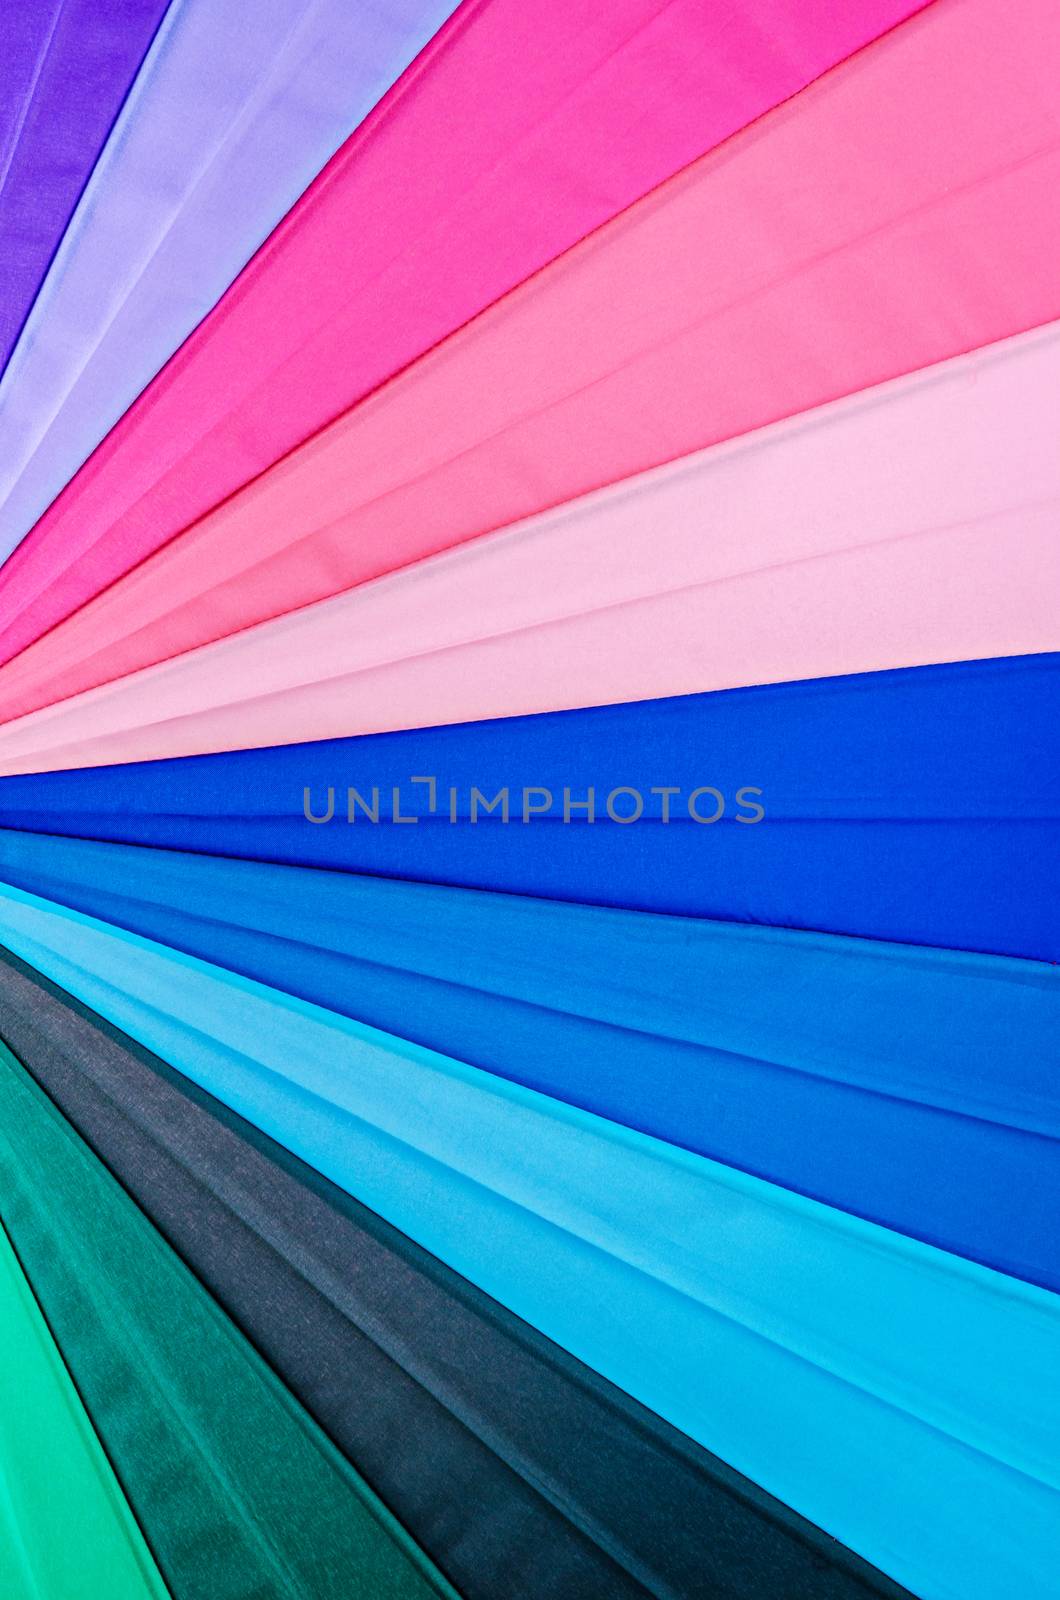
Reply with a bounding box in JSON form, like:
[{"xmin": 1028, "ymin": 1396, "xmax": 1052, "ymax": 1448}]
[
  {"xmin": 1, "ymin": 323, "xmax": 1056, "ymax": 776},
  {"xmin": 0, "ymin": 0, "xmax": 928, "ymax": 663},
  {"xmin": 2, "ymin": 0, "xmax": 1058, "ymax": 728}
]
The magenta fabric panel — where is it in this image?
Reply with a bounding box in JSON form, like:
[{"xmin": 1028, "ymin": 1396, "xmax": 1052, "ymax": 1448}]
[
  {"xmin": 0, "ymin": 0, "xmax": 1054, "ymax": 724},
  {"xmin": 0, "ymin": 0, "xmax": 930, "ymax": 667},
  {"xmin": 0, "ymin": 324, "xmax": 1056, "ymax": 776}
]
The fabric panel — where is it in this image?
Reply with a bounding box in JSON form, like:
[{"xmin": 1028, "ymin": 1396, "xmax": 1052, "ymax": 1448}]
[
  {"xmin": 0, "ymin": 946, "xmax": 908, "ymax": 1600},
  {"xmin": 0, "ymin": 323, "xmax": 1055, "ymax": 763},
  {"xmin": 0, "ymin": 830, "xmax": 1055, "ymax": 1290},
  {"xmin": 0, "ymin": 1215, "xmax": 169, "ymax": 1600},
  {"xmin": 2, "ymin": 0, "xmax": 1056, "ymax": 712},
  {"xmin": 0, "ymin": 884, "xmax": 1057, "ymax": 1600},
  {"xmin": 0, "ymin": 0, "xmax": 460, "ymax": 556},
  {"xmin": 0, "ymin": 656, "xmax": 1054, "ymax": 960},
  {"xmin": 0, "ymin": 0, "xmax": 931, "ymax": 665},
  {"xmin": 0, "ymin": 1035, "xmax": 456, "ymax": 1600}
]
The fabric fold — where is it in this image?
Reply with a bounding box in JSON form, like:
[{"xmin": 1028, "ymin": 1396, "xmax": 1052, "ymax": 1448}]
[
  {"xmin": 1, "ymin": 0, "xmax": 1057, "ymax": 716},
  {"xmin": 0, "ymin": 655, "xmax": 1054, "ymax": 960},
  {"xmin": 0, "ymin": 946, "xmax": 908, "ymax": 1600},
  {"xmin": 0, "ymin": 323, "xmax": 1056, "ymax": 760},
  {"xmin": 0, "ymin": 829, "xmax": 1055, "ymax": 1291},
  {"xmin": 0, "ymin": 881, "xmax": 1057, "ymax": 1600},
  {"xmin": 0, "ymin": 0, "xmax": 172, "ymax": 376},
  {"xmin": 0, "ymin": 1214, "xmax": 169, "ymax": 1600},
  {"xmin": 0, "ymin": 0, "xmax": 460, "ymax": 557},
  {"xmin": 0, "ymin": 1033, "xmax": 457, "ymax": 1600},
  {"xmin": 0, "ymin": 0, "xmax": 931, "ymax": 667}
]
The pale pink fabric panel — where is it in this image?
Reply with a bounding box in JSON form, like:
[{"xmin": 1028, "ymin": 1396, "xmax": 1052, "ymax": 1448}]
[
  {"xmin": 0, "ymin": 0, "xmax": 928, "ymax": 663},
  {"xmin": 2, "ymin": 0, "xmax": 1058, "ymax": 726},
  {"xmin": 1, "ymin": 323, "xmax": 1055, "ymax": 776}
]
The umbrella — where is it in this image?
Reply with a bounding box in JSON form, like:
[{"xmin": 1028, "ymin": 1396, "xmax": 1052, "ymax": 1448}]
[
  {"xmin": 0, "ymin": 0, "xmax": 1056, "ymax": 719},
  {"xmin": 0, "ymin": 3, "xmax": 1057, "ymax": 1597},
  {"xmin": 0, "ymin": 0, "xmax": 927, "ymax": 666},
  {"xmin": 0, "ymin": 880, "xmax": 1057, "ymax": 1600}
]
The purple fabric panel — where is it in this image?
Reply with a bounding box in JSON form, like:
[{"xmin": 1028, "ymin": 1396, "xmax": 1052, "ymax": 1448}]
[{"xmin": 0, "ymin": 0, "xmax": 171, "ymax": 373}]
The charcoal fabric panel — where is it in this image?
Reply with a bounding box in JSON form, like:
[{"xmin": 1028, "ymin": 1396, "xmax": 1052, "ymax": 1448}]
[
  {"xmin": 0, "ymin": 945, "xmax": 909, "ymax": 1600},
  {"xmin": 0, "ymin": 1031, "xmax": 456, "ymax": 1600},
  {"xmin": 0, "ymin": 831, "xmax": 1055, "ymax": 1291},
  {"xmin": 0, "ymin": 655, "xmax": 1054, "ymax": 959}
]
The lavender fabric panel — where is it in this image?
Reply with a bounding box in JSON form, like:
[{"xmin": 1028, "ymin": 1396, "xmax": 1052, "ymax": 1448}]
[
  {"xmin": 0, "ymin": 0, "xmax": 172, "ymax": 374},
  {"xmin": 0, "ymin": 0, "xmax": 458, "ymax": 555}
]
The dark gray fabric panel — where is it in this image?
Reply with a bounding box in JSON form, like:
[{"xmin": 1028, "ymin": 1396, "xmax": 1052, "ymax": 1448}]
[{"xmin": 0, "ymin": 946, "xmax": 909, "ymax": 1600}]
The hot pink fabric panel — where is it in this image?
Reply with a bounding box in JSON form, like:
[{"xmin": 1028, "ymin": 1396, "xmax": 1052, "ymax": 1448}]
[
  {"xmin": 1, "ymin": 323, "xmax": 1056, "ymax": 776},
  {"xmin": 0, "ymin": 0, "xmax": 927, "ymax": 662},
  {"xmin": 2, "ymin": 0, "xmax": 1058, "ymax": 727}
]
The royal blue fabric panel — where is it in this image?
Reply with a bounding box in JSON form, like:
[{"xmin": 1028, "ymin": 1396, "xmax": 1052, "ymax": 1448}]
[
  {"xmin": 0, "ymin": 656, "xmax": 1056, "ymax": 958},
  {"xmin": 0, "ymin": 0, "xmax": 172, "ymax": 376},
  {"xmin": 0, "ymin": 828, "xmax": 1055, "ymax": 1290}
]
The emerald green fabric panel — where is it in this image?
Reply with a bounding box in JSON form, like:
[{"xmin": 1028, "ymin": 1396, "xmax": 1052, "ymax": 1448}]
[
  {"xmin": 0, "ymin": 1040, "xmax": 455, "ymax": 1600},
  {"xmin": 0, "ymin": 1217, "xmax": 170, "ymax": 1600}
]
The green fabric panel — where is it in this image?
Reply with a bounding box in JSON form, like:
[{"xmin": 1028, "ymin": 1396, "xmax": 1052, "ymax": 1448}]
[
  {"xmin": 0, "ymin": 1041, "xmax": 456, "ymax": 1600},
  {"xmin": 0, "ymin": 1217, "xmax": 170, "ymax": 1600}
]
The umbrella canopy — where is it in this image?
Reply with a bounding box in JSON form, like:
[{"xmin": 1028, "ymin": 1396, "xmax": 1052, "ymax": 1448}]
[
  {"xmin": 0, "ymin": 0, "xmax": 928, "ymax": 668},
  {"xmin": 0, "ymin": 3, "xmax": 1056, "ymax": 1597},
  {"xmin": 0, "ymin": 0, "xmax": 1055, "ymax": 719},
  {"xmin": 1, "ymin": 883, "xmax": 1058, "ymax": 1600}
]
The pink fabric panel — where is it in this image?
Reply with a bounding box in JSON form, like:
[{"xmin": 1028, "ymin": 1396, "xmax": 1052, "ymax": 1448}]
[
  {"xmin": 1, "ymin": 322, "xmax": 1055, "ymax": 776},
  {"xmin": 0, "ymin": 0, "xmax": 928, "ymax": 662},
  {"xmin": 2, "ymin": 0, "xmax": 1058, "ymax": 727}
]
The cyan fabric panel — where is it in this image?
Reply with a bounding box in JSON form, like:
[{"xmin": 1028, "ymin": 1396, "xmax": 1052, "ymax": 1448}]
[
  {"xmin": 1, "ymin": 882, "xmax": 1058, "ymax": 1600},
  {"xmin": 0, "ymin": 829, "xmax": 1055, "ymax": 1290},
  {"xmin": 0, "ymin": 946, "xmax": 908, "ymax": 1600}
]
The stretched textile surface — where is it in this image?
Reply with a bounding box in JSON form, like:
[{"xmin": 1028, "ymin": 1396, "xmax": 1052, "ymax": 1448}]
[
  {"xmin": 0, "ymin": 0, "xmax": 930, "ymax": 666},
  {"xmin": 1, "ymin": 322, "xmax": 1055, "ymax": 757},
  {"xmin": 0, "ymin": 1037, "xmax": 456, "ymax": 1600},
  {"xmin": 0, "ymin": 0, "xmax": 460, "ymax": 556},
  {"xmin": 0, "ymin": 946, "xmax": 908, "ymax": 1600},
  {"xmin": 0, "ymin": 656, "xmax": 1054, "ymax": 959},
  {"xmin": 0, "ymin": 0, "xmax": 171, "ymax": 376},
  {"xmin": 0, "ymin": 883, "xmax": 1057, "ymax": 1600},
  {"xmin": 2, "ymin": 0, "xmax": 1057, "ymax": 715},
  {"xmin": 0, "ymin": 1216, "xmax": 169, "ymax": 1600},
  {"xmin": 0, "ymin": 830, "xmax": 1054, "ymax": 1289},
  {"xmin": 0, "ymin": 4, "xmax": 1051, "ymax": 1596}
]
